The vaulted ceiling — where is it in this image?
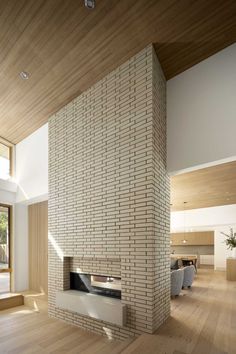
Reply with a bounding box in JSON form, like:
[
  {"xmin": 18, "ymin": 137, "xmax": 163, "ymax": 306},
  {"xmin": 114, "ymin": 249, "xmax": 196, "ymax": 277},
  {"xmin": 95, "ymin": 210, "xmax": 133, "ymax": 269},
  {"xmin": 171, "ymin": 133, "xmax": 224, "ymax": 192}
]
[
  {"xmin": 171, "ymin": 161, "xmax": 236, "ymax": 211},
  {"xmin": 0, "ymin": 0, "xmax": 235, "ymax": 143}
]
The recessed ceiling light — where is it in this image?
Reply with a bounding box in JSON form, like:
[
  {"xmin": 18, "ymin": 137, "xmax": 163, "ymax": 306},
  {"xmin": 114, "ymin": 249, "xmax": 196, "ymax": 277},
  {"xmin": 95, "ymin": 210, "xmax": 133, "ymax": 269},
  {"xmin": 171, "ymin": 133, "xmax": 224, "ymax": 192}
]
[
  {"xmin": 19, "ymin": 71, "xmax": 30, "ymax": 80},
  {"xmin": 84, "ymin": 0, "xmax": 95, "ymax": 9}
]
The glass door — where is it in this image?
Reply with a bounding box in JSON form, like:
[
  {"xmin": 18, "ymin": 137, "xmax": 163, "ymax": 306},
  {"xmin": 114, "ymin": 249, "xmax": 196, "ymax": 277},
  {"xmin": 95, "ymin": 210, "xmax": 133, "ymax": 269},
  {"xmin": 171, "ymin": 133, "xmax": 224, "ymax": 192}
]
[{"xmin": 0, "ymin": 205, "xmax": 11, "ymax": 293}]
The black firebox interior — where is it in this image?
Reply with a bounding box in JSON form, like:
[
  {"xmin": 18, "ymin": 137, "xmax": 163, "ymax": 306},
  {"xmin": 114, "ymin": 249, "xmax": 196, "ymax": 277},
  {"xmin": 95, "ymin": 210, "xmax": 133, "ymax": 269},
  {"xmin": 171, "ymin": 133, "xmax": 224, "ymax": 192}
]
[{"xmin": 70, "ymin": 272, "xmax": 121, "ymax": 299}]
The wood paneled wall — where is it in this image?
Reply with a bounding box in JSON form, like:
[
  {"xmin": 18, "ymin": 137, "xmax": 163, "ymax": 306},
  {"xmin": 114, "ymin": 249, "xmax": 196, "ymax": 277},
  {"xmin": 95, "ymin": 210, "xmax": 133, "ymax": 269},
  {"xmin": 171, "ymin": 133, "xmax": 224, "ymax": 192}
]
[
  {"xmin": 0, "ymin": 1, "xmax": 234, "ymax": 143},
  {"xmin": 171, "ymin": 161, "xmax": 236, "ymax": 211},
  {"xmin": 171, "ymin": 231, "xmax": 214, "ymax": 246},
  {"xmin": 28, "ymin": 201, "xmax": 48, "ymax": 294}
]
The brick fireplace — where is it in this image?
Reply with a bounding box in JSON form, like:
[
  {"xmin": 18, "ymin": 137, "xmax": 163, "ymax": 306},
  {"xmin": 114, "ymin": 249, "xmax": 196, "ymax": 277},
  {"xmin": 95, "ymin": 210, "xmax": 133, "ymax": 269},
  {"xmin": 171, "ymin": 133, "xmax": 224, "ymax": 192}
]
[{"xmin": 48, "ymin": 45, "xmax": 170, "ymax": 340}]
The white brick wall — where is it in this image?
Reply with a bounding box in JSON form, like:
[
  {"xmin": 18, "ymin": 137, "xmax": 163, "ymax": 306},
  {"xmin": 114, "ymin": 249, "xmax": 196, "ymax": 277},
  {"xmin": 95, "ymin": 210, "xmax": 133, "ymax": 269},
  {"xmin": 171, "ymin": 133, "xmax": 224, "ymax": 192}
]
[
  {"xmin": 70, "ymin": 258, "xmax": 121, "ymax": 278},
  {"xmin": 48, "ymin": 45, "xmax": 170, "ymax": 340},
  {"xmin": 152, "ymin": 48, "xmax": 170, "ymax": 330}
]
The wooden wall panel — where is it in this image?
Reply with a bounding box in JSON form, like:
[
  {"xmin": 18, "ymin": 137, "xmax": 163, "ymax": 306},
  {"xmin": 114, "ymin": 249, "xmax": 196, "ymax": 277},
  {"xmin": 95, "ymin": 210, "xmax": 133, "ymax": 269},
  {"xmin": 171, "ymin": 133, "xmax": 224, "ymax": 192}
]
[
  {"xmin": 171, "ymin": 231, "xmax": 214, "ymax": 246},
  {"xmin": 0, "ymin": 0, "xmax": 235, "ymax": 143},
  {"xmin": 28, "ymin": 201, "xmax": 48, "ymax": 294},
  {"xmin": 171, "ymin": 161, "xmax": 236, "ymax": 211}
]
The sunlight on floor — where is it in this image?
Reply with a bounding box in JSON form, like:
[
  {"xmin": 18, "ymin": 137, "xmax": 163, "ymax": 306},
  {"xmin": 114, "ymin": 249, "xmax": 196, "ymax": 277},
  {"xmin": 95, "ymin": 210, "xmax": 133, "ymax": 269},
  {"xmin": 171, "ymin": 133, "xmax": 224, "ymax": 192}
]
[
  {"xmin": 103, "ymin": 326, "xmax": 114, "ymax": 340},
  {"xmin": 9, "ymin": 309, "xmax": 33, "ymax": 316}
]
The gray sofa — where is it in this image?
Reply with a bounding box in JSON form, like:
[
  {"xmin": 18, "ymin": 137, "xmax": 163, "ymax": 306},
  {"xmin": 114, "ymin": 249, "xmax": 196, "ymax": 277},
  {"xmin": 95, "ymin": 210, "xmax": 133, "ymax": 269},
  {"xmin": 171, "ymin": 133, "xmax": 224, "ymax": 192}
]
[
  {"xmin": 171, "ymin": 268, "xmax": 184, "ymax": 296},
  {"xmin": 170, "ymin": 258, "xmax": 183, "ymax": 270},
  {"xmin": 182, "ymin": 265, "xmax": 195, "ymax": 288}
]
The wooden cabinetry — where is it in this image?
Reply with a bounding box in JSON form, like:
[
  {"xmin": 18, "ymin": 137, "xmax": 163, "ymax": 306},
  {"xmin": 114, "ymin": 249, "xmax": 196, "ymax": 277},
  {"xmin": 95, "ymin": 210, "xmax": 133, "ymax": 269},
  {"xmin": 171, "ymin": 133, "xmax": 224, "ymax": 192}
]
[
  {"xmin": 171, "ymin": 231, "xmax": 214, "ymax": 246},
  {"xmin": 226, "ymin": 258, "xmax": 236, "ymax": 281}
]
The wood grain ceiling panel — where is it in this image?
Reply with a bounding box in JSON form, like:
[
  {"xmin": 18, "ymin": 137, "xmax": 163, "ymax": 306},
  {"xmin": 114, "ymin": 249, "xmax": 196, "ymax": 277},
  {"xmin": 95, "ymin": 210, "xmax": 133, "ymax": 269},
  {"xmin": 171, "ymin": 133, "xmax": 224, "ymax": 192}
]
[
  {"xmin": 0, "ymin": 0, "xmax": 235, "ymax": 143},
  {"xmin": 171, "ymin": 161, "xmax": 236, "ymax": 211}
]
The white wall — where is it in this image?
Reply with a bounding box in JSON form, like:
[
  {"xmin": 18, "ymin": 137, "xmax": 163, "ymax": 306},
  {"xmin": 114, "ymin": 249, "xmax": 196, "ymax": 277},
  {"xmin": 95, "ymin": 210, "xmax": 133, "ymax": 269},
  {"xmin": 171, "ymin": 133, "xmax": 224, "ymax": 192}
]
[
  {"xmin": 12, "ymin": 123, "xmax": 49, "ymax": 291},
  {"xmin": 0, "ymin": 181, "xmax": 28, "ymax": 292},
  {"xmin": 171, "ymin": 204, "xmax": 236, "ymax": 270},
  {"xmin": 3, "ymin": 121, "xmax": 48, "ymax": 293},
  {"xmin": 167, "ymin": 44, "xmax": 236, "ymax": 174},
  {"xmin": 15, "ymin": 123, "xmax": 48, "ymax": 203},
  {"xmin": 0, "ymin": 190, "xmax": 15, "ymax": 205},
  {"xmin": 171, "ymin": 204, "xmax": 236, "ymax": 232}
]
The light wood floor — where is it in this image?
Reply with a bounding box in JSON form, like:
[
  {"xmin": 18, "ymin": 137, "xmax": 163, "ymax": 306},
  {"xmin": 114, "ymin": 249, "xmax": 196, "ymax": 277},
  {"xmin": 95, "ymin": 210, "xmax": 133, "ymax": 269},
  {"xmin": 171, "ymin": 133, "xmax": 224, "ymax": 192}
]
[
  {"xmin": 0, "ymin": 269, "xmax": 235, "ymax": 354},
  {"xmin": 123, "ymin": 268, "xmax": 236, "ymax": 354},
  {"xmin": 0, "ymin": 305, "xmax": 132, "ymax": 354}
]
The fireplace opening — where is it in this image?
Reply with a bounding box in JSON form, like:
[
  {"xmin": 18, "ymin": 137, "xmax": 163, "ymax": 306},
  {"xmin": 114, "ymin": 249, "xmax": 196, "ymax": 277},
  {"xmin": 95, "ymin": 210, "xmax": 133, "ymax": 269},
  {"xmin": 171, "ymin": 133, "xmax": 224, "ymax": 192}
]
[{"xmin": 70, "ymin": 273, "xmax": 121, "ymax": 299}]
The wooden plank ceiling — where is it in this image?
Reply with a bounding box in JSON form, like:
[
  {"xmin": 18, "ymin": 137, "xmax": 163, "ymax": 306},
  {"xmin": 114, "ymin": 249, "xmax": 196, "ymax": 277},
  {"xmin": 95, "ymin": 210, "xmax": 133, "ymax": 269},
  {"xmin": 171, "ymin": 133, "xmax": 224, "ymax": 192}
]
[
  {"xmin": 171, "ymin": 161, "xmax": 236, "ymax": 211},
  {"xmin": 0, "ymin": 0, "xmax": 235, "ymax": 144}
]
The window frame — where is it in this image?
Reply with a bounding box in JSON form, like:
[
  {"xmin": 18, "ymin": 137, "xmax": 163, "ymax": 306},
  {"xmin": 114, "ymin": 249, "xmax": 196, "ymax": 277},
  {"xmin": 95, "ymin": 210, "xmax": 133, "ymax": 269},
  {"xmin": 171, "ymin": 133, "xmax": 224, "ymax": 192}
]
[
  {"xmin": 0, "ymin": 137, "xmax": 14, "ymax": 178},
  {"xmin": 0, "ymin": 204, "xmax": 12, "ymax": 294}
]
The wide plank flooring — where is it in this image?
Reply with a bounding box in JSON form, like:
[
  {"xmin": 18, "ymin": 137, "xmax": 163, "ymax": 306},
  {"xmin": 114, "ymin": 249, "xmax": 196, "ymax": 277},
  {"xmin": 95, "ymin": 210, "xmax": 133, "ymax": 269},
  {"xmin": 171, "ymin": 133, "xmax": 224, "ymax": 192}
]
[
  {"xmin": 122, "ymin": 268, "xmax": 236, "ymax": 354},
  {"xmin": 0, "ymin": 269, "xmax": 235, "ymax": 354},
  {"xmin": 0, "ymin": 306, "xmax": 131, "ymax": 354}
]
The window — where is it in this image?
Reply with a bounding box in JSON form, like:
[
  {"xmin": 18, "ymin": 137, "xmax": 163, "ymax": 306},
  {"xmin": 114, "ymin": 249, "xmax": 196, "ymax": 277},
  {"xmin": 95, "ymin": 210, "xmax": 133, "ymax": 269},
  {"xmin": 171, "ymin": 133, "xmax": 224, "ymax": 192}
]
[
  {"xmin": 0, "ymin": 205, "xmax": 11, "ymax": 293},
  {"xmin": 0, "ymin": 142, "xmax": 11, "ymax": 180}
]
